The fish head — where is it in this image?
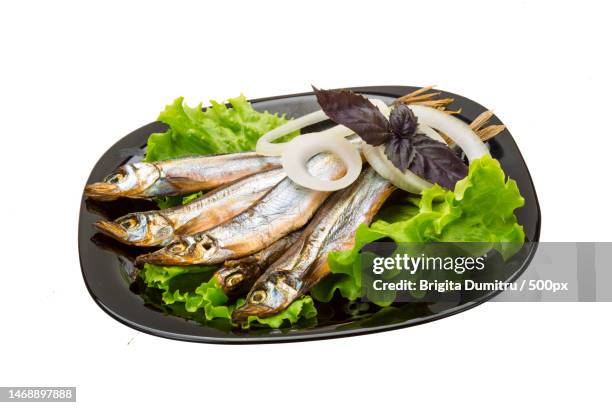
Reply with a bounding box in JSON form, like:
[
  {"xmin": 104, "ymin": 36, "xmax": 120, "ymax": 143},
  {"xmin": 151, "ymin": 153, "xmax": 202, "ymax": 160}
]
[
  {"xmin": 216, "ymin": 261, "xmax": 258, "ymax": 296},
  {"xmin": 232, "ymin": 272, "xmax": 300, "ymax": 321},
  {"xmin": 84, "ymin": 162, "xmax": 160, "ymax": 200},
  {"xmin": 94, "ymin": 212, "xmax": 174, "ymax": 246},
  {"xmin": 135, "ymin": 235, "xmax": 216, "ymax": 266}
]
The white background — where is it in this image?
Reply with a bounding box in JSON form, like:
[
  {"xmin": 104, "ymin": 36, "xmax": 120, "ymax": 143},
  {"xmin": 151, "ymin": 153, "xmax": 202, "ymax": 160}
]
[{"xmin": 1, "ymin": 1, "xmax": 610, "ymax": 407}]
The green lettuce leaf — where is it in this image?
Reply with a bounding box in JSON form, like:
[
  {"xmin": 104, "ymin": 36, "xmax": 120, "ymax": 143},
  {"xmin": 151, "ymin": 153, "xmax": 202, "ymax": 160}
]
[
  {"xmin": 147, "ymin": 95, "xmax": 293, "ymax": 208},
  {"xmin": 141, "ymin": 263, "xmax": 317, "ymax": 327},
  {"xmin": 141, "ymin": 263, "xmax": 232, "ymax": 319},
  {"xmin": 144, "ymin": 95, "xmax": 291, "ymax": 162},
  {"xmin": 154, "ymin": 191, "xmax": 203, "ymax": 210},
  {"xmin": 240, "ymin": 296, "xmax": 318, "ymax": 329},
  {"xmin": 141, "ymin": 263, "xmax": 216, "ymax": 291},
  {"xmin": 138, "ymin": 95, "xmax": 312, "ymax": 328},
  {"xmin": 310, "ymin": 224, "xmax": 385, "ymax": 302},
  {"xmin": 312, "ymin": 155, "xmax": 526, "ymax": 303}
]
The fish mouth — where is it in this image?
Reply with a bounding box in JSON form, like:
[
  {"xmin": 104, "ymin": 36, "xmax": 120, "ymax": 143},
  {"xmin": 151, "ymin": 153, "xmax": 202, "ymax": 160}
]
[
  {"xmin": 231, "ymin": 303, "xmax": 277, "ymax": 322},
  {"xmin": 94, "ymin": 220, "xmax": 128, "ymax": 241},
  {"xmin": 135, "ymin": 250, "xmax": 171, "ymax": 266},
  {"xmin": 84, "ymin": 182, "xmax": 120, "ymax": 200},
  {"xmin": 135, "ymin": 249, "xmax": 193, "ymax": 266},
  {"xmin": 135, "ymin": 235, "xmax": 216, "ymax": 266},
  {"xmin": 216, "ymin": 270, "xmax": 239, "ymax": 294},
  {"xmin": 216, "ymin": 264, "xmax": 257, "ymax": 296}
]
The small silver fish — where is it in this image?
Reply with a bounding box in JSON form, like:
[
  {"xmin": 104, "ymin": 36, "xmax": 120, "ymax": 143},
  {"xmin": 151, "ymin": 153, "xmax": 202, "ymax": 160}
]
[
  {"xmin": 136, "ymin": 151, "xmax": 347, "ymax": 266},
  {"xmin": 94, "ymin": 169, "xmax": 286, "ymax": 246},
  {"xmin": 232, "ymin": 167, "xmax": 395, "ymax": 321},
  {"xmin": 214, "ymin": 231, "xmax": 301, "ymax": 297},
  {"xmin": 84, "ymin": 152, "xmax": 280, "ymax": 201}
]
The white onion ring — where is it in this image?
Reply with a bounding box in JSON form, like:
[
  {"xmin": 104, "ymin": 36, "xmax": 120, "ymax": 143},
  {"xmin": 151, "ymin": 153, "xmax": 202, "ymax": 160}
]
[
  {"xmin": 258, "ymin": 99, "xmax": 473, "ymax": 193},
  {"xmin": 361, "ymin": 106, "xmax": 446, "ymax": 192},
  {"xmin": 256, "ymin": 99, "xmax": 390, "ymax": 157},
  {"xmin": 364, "ymin": 105, "xmax": 486, "ymax": 192},
  {"xmin": 362, "ymin": 144, "xmax": 433, "ymax": 193},
  {"xmin": 258, "ymin": 98, "xmax": 387, "ymax": 191},
  {"xmin": 369, "ymin": 99, "xmax": 392, "ymax": 117},
  {"xmin": 418, "ymin": 123, "xmax": 445, "ymax": 143},
  {"xmin": 361, "ymin": 99, "xmax": 437, "ymax": 192},
  {"xmin": 281, "ymin": 132, "xmax": 363, "ymax": 191},
  {"xmin": 408, "ymin": 104, "xmax": 488, "ymax": 160},
  {"xmin": 256, "ymin": 109, "xmax": 329, "ymax": 156}
]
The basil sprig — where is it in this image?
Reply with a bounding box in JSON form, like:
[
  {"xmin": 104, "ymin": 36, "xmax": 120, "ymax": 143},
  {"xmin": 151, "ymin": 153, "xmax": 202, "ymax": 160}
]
[{"xmin": 313, "ymin": 87, "xmax": 468, "ymax": 189}]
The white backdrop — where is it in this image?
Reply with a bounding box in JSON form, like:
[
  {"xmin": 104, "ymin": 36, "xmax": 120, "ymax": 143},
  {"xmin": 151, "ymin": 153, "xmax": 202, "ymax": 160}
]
[{"xmin": 1, "ymin": 1, "xmax": 610, "ymax": 407}]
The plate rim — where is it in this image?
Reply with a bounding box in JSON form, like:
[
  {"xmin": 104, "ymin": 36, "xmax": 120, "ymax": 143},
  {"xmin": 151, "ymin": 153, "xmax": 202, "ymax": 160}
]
[{"xmin": 78, "ymin": 85, "xmax": 541, "ymax": 344}]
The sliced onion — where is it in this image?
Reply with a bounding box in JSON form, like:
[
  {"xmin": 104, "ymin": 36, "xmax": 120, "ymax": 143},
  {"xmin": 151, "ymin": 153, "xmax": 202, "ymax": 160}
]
[
  {"xmin": 361, "ymin": 122, "xmax": 446, "ymax": 193},
  {"xmin": 408, "ymin": 104, "xmax": 488, "ymax": 160},
  {"xmin": 418, "ymin": 123, "xmax": 445, "ymax": 143},
  {"xmin": 361, "ymin": 99, "xmax": 438, "ymax": 192},
  {"xmin": 281, "ymin": 132, "xmax": 362, "ymax": 191},
  {"xmin": 362, "ymin": 144, "xmax": 432, "ymax": 193},
  {"xmin": 256, "ymin": 109, "xmax": 329, "ymax": 156},
  {"xmin": 363, "ymin": 106, "xmax": 485, "ymax": 192},
  {"xmin": 259, "ymin": 98, "xmax": 387, "ymax": 191},
  {"xmin": 262, "ymin": 98, "xmax": 485, "ymax": 193},
  {"xmin": 256, "ymin": 99, "xmax": 389, "ymax": 157},
  {"xmin": 370, "ymin": 99, "xmax": 392, "ymax": 116}
]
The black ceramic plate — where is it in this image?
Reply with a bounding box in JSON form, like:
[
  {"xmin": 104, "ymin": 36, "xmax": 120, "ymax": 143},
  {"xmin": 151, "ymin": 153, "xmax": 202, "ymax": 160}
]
[{"xmin": 78, "ymin": 86, "xmax": 541, "ymax": 344}]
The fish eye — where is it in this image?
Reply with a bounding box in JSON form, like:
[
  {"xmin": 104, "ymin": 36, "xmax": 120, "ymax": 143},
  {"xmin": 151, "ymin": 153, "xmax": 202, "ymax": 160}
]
[
  {"xmin": 250, "ymin": 290, "xmax": 267, "ymax": 304},
  {"xmin": 226, "ymin": 273, "xmax": 244, "ymax": 287},
  {"xmin": 168, "ymin": 241, "xmax": 187, "ymax": 254},
  {"xmin": 104, "ymin": 169, "xmax": 125, "ymax": 184},
  {"xmin": 119, "ymin": 217, "xmax": 138, "ymax": 230}
]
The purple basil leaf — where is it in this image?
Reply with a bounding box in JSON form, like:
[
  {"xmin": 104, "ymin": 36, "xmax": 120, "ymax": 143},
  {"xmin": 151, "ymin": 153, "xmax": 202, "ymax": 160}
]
[
  {"xmin": 402, "ymin": 133, "xmax": 469, "ymax": 190},
  {"xmin": 389, "ymin": 104, "xmax": 419, "ymax": 138},
  {"xmin": 312, "ymin": 86, "xmax": 392, "ymax": 146},
  {"xmin": 384, "ymin": 132, "xmax": 468, "ymax": 189},
  {"xmin": 384, "ymin": 136, "xmax": 415, "ymax": 172}
]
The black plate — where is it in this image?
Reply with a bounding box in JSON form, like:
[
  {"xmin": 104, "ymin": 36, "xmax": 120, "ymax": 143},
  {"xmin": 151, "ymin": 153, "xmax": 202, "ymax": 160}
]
[{"xmin": 78, "ymin": 86, "xmax": 541, "ymax": 344}]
